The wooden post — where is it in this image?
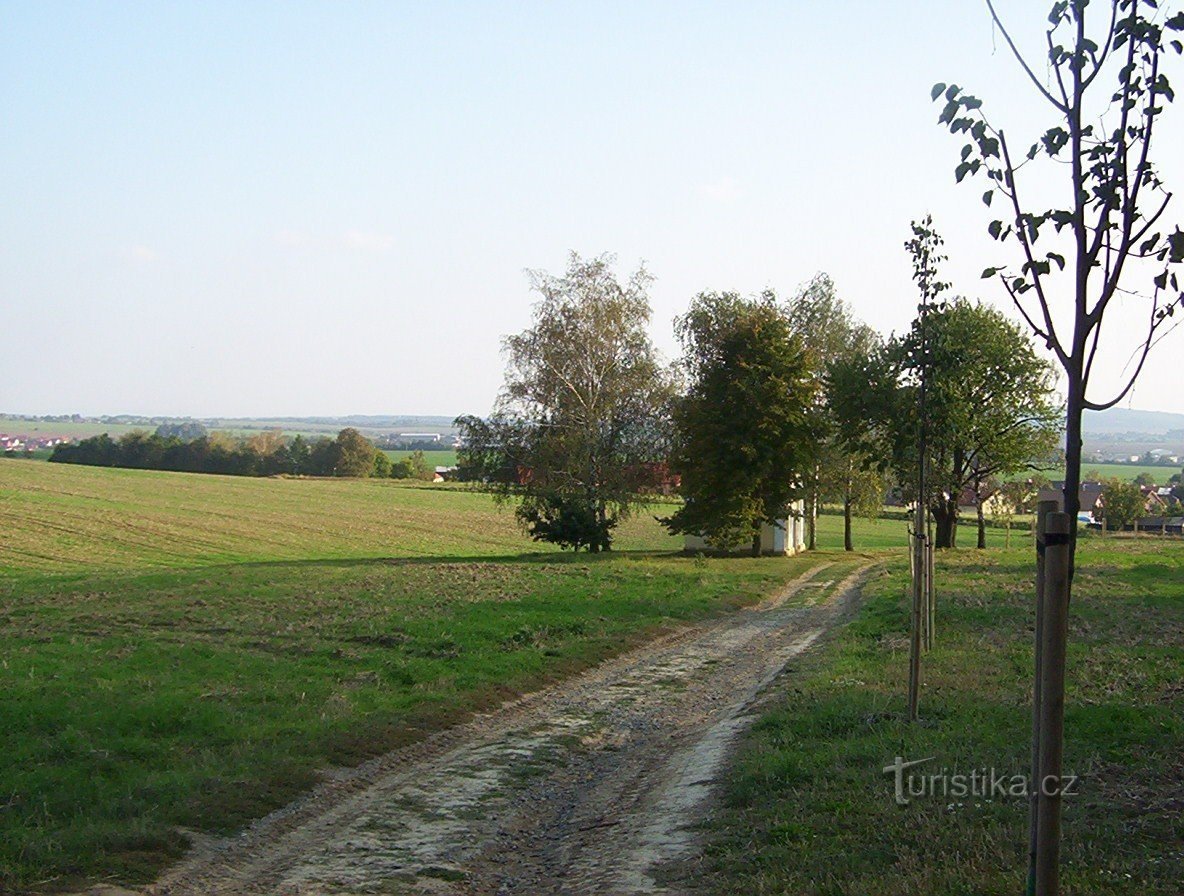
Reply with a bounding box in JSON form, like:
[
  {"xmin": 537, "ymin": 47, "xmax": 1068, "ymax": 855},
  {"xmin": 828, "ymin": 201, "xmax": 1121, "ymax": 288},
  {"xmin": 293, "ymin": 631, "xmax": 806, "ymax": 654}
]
[
  {"xmin": 914, "ymin": 530, "xmax": 923, "ymax": 648},
  {"xmin": 926, "ymin": 534, "xmax": 935, "ymax": 649},
  {"xmin": 1027, "ymin": 499, "xmax": 1058, "ymax": 895},
  {"xmin": 1034, "ymin": 511, "xmax": 1071, "ymax": 896},
  {"xmin": 908, "ymin": 520, "xmax": 923, "ymax": 721}
]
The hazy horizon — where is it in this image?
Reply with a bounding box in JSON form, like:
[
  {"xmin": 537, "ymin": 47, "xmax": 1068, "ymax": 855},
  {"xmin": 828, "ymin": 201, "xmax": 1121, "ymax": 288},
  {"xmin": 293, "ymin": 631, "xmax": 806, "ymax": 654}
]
[{"xmin": 4, "ymin": 1, "xmax": 1183, "ymax": 417}]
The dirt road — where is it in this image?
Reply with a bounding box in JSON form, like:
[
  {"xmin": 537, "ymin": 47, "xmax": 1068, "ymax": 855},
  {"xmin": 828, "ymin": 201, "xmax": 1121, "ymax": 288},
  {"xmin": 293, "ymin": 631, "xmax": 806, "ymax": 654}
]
[{"xmin": 147, "ymin": 558, "xmax": 874, "ymax": 896}]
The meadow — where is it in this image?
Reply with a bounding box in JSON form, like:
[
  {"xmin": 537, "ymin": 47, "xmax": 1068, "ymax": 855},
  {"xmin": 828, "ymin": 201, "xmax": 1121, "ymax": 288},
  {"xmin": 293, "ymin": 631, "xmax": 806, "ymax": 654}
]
[
  {"xmin": 0, "ymin": 462, "xmax": 818, "ymax": 890},
  {"xmin": 2, "ymin": 463, "xmax": 1174, "ymax": 892},
  {"xmin": 697, "ymin": 537, "xmax": 1184, "ymax": 895}
]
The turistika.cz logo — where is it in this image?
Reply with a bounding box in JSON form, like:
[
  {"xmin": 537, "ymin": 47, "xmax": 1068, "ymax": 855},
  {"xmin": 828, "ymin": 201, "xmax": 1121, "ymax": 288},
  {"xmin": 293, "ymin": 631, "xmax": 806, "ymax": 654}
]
[{"xmin": 883, "ymin": 756, "xmax": 1080, "ymax": 806}]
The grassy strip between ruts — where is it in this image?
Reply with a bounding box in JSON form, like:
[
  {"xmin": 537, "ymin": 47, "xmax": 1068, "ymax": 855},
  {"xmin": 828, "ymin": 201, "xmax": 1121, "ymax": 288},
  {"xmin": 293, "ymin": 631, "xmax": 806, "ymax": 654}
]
[
  {"xmin": 0, "ymin": 459, "xmax": 839, "ymax": 892},
  {"xmin": 693, "ymin": 537, "xmax": 1184, "ymax": 895}
]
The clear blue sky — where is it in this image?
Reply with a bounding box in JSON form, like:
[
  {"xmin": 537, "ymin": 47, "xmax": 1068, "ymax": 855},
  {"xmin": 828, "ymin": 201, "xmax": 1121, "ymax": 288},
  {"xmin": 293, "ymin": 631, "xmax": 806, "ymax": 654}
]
[{"xmin": 3, "ymin": 1, "xmax": 1182, "ymax": 417}]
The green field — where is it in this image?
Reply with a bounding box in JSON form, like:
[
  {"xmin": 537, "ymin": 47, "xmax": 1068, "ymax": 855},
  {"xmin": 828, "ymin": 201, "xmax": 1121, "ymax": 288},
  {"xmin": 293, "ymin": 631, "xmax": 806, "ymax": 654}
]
[
  {"xmin": 3, "ymin": 462, "xmax": 1173, "ymax": 892},
  {"xmin": 1078, "ymin": 461, "xmax": 1182, "ymax": 483},
  {"xmin": 0, "ymin": 462, "xmax": 820, "ymax": 890},
  {"xmin": 999, "ymin": 461, "xmax": 1182, "ymax": 484},
  {"xmin": 699, "ymin": 538, "xmax": 1184, "ymax": 895},
  {"xmin": 381, "ymin": 448, "xmax": 458, "ymax": 468}
]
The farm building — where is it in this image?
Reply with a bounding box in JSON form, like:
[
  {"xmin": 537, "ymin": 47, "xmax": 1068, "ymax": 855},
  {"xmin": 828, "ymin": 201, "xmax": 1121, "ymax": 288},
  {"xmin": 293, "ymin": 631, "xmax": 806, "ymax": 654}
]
[{"xmin": 684, "ymin": 504, "xmax": 807, "ymax": 556}]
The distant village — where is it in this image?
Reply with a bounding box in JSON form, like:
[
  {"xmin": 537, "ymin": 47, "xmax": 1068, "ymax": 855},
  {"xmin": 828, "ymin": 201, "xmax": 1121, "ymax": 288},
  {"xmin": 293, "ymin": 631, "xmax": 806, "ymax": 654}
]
[{"xmin": 0, "ymin": 433, "xmax": 72, "ymax": 452}]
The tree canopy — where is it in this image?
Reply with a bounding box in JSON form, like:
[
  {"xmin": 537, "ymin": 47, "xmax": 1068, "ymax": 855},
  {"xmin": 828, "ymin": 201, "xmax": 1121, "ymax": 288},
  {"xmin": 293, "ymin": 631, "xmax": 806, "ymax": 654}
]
[
  {"xmin": 456, "ymin": 252, "xmax": 673, "ymax": 552},
  {"xmin": 843, "ymin": 298, "xmax": 1061, "ymax": 548},
  {"xmin": 663, "ymin": 291, "xmax": 816, "ymax": 554},
  {"xmin": 786, "ymin": 273, "xmax": 887, "ymax": 551}
]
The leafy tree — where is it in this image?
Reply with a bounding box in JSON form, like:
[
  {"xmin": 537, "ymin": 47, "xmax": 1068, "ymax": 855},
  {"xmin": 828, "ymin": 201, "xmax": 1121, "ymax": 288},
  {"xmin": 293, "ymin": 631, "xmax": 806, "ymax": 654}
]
[
  {"xmin": 393, "ymin": 449, "xmax": 434, "ymax": 481},
  {"xmin": 306, "ymin": 437, "xmax": 338, "ymax": 476},
  {"xmin": 863, "ymin": 299, "xmax": 1061, "ymax": 548},
  {"xmin": 991, "ymin": 478, "xmax": 1039, "ymax": 548},
  {"xmin": 822, "ymin": 454, "xmax": 889, "ymax": 552},
  {"xmin": 933, "ymin": 0, "xmax": 1184, "ymax": 540},
  {"xmin": 154, "ymin": 421, "xmax": 207, "ymax": 441},
  {"xmin": 663, "ymin": 291, "xmax": 815, "ymax": 555},
  {"xmin": 288, "ymin": 435, "xmax": 311, "ymax": 474},
  {"xmin": 373, "ymin": 450, "xmax": 392, "ymax": 478},
  {"xmin": 457, "ymin": 252, "xmax": 673, "ymax": 552},
  {"xmin": 1134, "ymin": 471, "xmax": 1156, "ymax": 486},
  {"xmin": 333, "ymin": 428, "xmax": 378, "ymax": 477},
  {"xmin": 785, "ymin": 273, "xmax": 884, "ymax": 550},
  {"xmin": 1099, "ymin": 477, "xmax": 1146, "ymax": 530}
]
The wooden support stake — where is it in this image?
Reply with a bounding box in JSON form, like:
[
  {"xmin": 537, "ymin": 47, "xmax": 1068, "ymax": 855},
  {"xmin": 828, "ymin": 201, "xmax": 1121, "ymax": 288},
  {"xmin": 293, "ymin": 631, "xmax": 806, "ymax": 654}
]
[
  {"xmin": 1027, "ymin": 499, "xmax": 1058, "ymax": 896},
  {"xmin": 926, "ymin": 535, "xmax": 935, "ymax": 649},
  {"xmin": 908, "ymin": 523, "xmax": 923, "ymax": 721},
  {"xmin": 1034, "ymin": 511, "xmax": 1071, "ymax": 896}
]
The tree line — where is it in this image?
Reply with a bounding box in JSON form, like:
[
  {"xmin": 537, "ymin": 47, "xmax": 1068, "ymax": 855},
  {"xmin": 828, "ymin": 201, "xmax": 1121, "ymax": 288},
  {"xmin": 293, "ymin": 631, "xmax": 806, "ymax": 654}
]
[
  {"xmin": 49, "ymin": 427, "xmax": 436, "ymax": 480},
  {"xmin": 457, "ymin": 251, "xmax": 1062, "ymax": 554}
]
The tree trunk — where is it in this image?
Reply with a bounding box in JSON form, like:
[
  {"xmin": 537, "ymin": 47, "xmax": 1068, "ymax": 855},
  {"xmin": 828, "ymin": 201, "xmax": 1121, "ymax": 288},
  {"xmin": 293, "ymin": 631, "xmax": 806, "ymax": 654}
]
[
  {"xmin": 843, "ymin": 497, "xmax": 853, "ymax": 551},
  {"xmin": 977, "ymin": 499, "xmax": 987, "ymax": 549},
  {"xmin": 1063, "ymin": 374, "xmax": 1084, "ymax": 581},
  {"xmin": 932, "ymin": 497, "xmax": 959, "ymax": 549},
  {"xmin": 751, "ymin": 525, "xmax": 761, "ymax": 558}
]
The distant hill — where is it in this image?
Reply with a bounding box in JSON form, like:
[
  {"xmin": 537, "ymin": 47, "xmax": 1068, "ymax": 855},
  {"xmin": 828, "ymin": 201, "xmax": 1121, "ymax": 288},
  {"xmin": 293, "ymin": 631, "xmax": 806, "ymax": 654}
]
[{"xmin": 1083, "ymin": 407, "xmax": 1184, "ymax": 435}]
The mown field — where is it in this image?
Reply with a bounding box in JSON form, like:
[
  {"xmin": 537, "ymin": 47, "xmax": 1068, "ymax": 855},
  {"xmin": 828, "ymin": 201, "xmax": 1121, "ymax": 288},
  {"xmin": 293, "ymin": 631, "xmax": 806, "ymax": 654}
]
[
  {"xmin": 4, "ymin": 463, "xmax": 1167, "ymax": 891},
  {"xmin": 0, "ymin": 462, "xmax": 828, "ymax": 891},
  {"xmin": 697, "ymin": 537, "xmax": 1184, "ymax": 895}
]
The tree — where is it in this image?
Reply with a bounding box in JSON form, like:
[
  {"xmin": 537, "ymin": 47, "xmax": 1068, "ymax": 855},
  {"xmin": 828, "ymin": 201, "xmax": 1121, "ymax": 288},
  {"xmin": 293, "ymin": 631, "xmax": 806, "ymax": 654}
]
[
  {"xmin": 785, "ymin": 273, "xmax": 884, "ymax": 550},
  {"xmin": 992, "ymin": 478, "xmax": 1039, "ymax": 548},
  {"xmin": 933, "ymin": 1, "xmax": 1184, "ymax": 539},
  {"xmin": 389, "ymin": 450, "xmax": 434, "ymax": 481},
  {"xmin": 333, "ymin": 428, "xmax": 378, "ymax": 477},
  {"xmin": 1099, "ymin": 477, "xmax": 1146, "ymax": 530},
  {"xmin": 456, "ymin": 252, "xmax": 673, "ymax": 552},
  {"xmin": 935, "ymin": 5, "xmax": 1184, "ymax": 889},
  {"xmin": 154, "ymin": 420, "xmax": 207, "ymax": 441},
  {"xmin": 663, "ymin": 291, "xmax": 816, "ymax": 555},
  {"xmin": 288, "ymin": 435, "xmax": 311, "ymax": 474},
  {"xmin": 822, "ymin": 454, "xmax": 889, "ymax": 552},
  {"xmin": 306, "ymin": 437, "xmax": 338, "ymax": 476},
  {"xmin": 373, "ymin": 450, "xmax": 392, "ymax": 478},
  {"xmin": 866, "ymin": 299, "xmax": 1061, "ymax": 548}
]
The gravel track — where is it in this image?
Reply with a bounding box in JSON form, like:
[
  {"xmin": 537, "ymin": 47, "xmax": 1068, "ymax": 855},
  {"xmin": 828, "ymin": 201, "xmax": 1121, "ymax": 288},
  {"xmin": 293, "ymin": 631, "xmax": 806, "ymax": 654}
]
[{"xmin": 141, "ymin": 558, "xmax": 875, "ymax": 896}]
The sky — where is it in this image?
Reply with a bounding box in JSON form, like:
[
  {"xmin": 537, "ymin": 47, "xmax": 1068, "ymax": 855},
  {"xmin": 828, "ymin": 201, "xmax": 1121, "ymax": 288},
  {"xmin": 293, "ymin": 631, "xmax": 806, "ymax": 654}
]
[{"xmin": 3, "ymin": 0, "xmax": 1183, "ymax": 418}]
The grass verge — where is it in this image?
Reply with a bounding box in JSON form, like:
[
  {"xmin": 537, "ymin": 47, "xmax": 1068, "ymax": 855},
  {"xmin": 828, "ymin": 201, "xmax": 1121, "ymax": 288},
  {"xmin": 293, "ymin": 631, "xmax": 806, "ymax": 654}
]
[{"xmin": 697, "ymin": 538, "xmax": 1184, "ymax": 895}]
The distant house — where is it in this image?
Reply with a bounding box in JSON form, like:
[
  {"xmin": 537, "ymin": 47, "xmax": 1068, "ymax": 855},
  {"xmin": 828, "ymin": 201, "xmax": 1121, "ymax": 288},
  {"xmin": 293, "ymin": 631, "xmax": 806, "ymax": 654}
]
[
  {"xmin": 432, "ymin": 466, "xmax": 458, "ymax": 483},
  {"xmin": 1141, "ymin": 487, "xmax": 1169, "ymax": 514},
  {"xmin": 1036, "ymin": 481, "xmax": 1105, "ymax": 521},
  {"xmin": 958, "ymin": 485, "xmax": 999, "ymax": 512}
]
